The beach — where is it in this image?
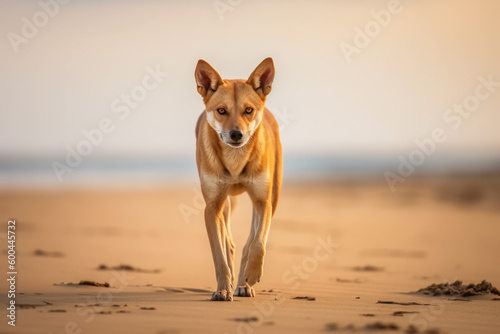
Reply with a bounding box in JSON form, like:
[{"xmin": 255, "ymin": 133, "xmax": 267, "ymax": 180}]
[{"xmin": 1, "ymin": 176, "xmax": 500, "ymax": 334}]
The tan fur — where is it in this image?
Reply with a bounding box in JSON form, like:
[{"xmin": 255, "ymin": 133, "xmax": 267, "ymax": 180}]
[{"xmin": 194, "ymin": 58, "xmax": 282, "ymax": 301}]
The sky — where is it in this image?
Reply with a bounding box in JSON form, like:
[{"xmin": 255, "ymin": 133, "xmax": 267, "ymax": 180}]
[{"xmin": 1, "ymin": 0, "xmax": 500, "ymax": 162}]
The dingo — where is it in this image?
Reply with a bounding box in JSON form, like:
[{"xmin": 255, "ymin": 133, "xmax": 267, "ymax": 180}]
[{"xmin": 194, "ymin": 58, "xmax": 282, "ymax": 301}]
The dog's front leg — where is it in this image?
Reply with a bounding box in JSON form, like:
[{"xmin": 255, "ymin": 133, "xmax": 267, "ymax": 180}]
[
  {"xmin": 204, "ymin": 195, "xmax": 233, "ymax": 301},
  {"xmin": 234, "ymin": 207, "xmax": 257, "ymax": 297},
  {"xmin": 244, "ymin": 199, "xmax": 272, "ymax": 287}
]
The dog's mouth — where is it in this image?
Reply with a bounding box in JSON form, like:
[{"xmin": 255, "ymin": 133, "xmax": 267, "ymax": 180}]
[
  {"xmin": 219, "ymin": 133, "xmax": 246, "ymax": 148},
  {"xmin": 225, "ymin": 140, "xmax": 245, "ymax": 148}
]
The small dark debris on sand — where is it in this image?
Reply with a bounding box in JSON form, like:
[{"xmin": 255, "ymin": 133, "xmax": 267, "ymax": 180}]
[
  {"xmin": 378, "ymin": 300, "xmax": 430, "ymax": 306},
  {"xmin": 79, "ymin": 280, "xmax": 110, "ymax": 287},
  {"xmin": 292, "ymin": 296, "xmax": 316, "ymax": 301},
  {"xmin": 43, "ymin": 301, "xmax": 53, "ymax": 305},
  {"xmin": 97, "ymin": 311, "xmax": 112, "ymax": 315},
  {"xmin": 98, "ymin": 264, "xmax": 161, "ymax": 273},
  {"xmin": 337, "ymin": 278, "xmax": 364, "ymax": 283},
  {"xmin": 55, "ymin": 281, "xmax": 110, "ymax": 288},
  {"xmin": 34, "ymin": 249, "xmax": 64, "ymax": 257},
  {"xmin": 117, "ymin": 310, "xmax": 131, "ymax": 313},
  {"xmin": 140, "ymin": 307, "xmax": 156, "ymax": 310},
  {"xmin": 326, "ymin": 322, "xmax": 400, "ymax": 331},
  {"xmin": 327, "ymin": 323, "xmax": 439, "ymax": 333},
  {"xmin": 364, "ymin": 322, "xmax": 399, "ymax": 330},
  {"xmin": 48, "ymin": 309, "xmax": 67, "ymax": 313},
  {"xmin": 393, "ymin": 311, "xmax": 419, "ymax": 316},
  {"xmin": 406, "ymin": 325, "xmax": 441, "ymax": 334},
  {"xmin": 75, "ymin": 303, "xmax": 104, "ymax": 307},
  {"xmin": 360, "ymin": 313, "xmax": 375, "ymax": 317},
  {"xmin": 353, "ymin": 265, "xmax": 384, "ymax": 272},
  {"xmin": 18, "ymin": 304, "xmax": 38, "ymax": 309},
  {"xmin": 492, "ymin": 297, "xmax": 500, "ymax": 301},
  {"xmin": 417, "ymin": 280, "xmax": 500, "ymax": 297},
  {"xmin": 232, "ymin": 316, "xmax": 259, "ymax": 322}
]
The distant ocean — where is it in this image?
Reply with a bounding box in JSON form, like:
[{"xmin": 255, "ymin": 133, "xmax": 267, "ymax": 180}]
[{"xmin": 1, "ymin": 154, "xmax": 500, "ymax": 189}]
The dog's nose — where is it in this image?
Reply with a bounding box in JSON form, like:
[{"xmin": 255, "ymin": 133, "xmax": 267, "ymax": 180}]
[{"xmin": 230, "ymin": 130, "xmax": 243, "ymax": 141}]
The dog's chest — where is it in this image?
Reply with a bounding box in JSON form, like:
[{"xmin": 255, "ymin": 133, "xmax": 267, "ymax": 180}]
[{"xmin": 221, "ymin": 147, "xmax": 250, "ymax": 179}]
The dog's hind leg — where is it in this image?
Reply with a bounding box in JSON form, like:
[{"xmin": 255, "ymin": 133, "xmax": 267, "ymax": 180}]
[
  {"xmin": 234, "ymin": 207, "xmax": 257, "ymax": 297},
  {"xmin": 223, "ymin": 196, "xmax": 236, "ymax": 289},
  {"xmin": 244, "ymin": 200, "xmax": 271, "ymax": 288}
]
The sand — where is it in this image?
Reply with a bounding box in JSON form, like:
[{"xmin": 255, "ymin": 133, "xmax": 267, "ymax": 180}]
[{"xmin": 1, "ymin": 178, "xmax": 500, "ymax": 333}]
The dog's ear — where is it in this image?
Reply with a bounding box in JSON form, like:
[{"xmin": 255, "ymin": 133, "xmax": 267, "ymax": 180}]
[
  {"xmin": 195, "ymin": 60, "xmax": 223, "ymax": 98},
  {"xmin": 246, "ymin": 57, "xmax": 275, "ymax": 99}
]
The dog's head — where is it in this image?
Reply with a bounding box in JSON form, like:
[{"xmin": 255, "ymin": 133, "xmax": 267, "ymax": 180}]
[{"xmin": 195, "ymin": 58, "xmax": 275, "ymax": 148}]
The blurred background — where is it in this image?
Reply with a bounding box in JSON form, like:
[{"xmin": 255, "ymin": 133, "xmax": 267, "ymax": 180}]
[{"xmin": 1, "ymin": 0, "xmax": 500, "ymax": 188}]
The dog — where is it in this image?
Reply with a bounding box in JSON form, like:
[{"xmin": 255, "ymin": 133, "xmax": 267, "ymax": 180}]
[{"xmin": 194, "ymin": 58, "xmax": 282, "ymax": 301}]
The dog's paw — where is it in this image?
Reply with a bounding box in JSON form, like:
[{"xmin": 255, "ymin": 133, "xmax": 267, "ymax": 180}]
[
  {"xmin": 211, "ymin": 290, "xmax": 233, "ymax": 301},
  {"xmin": 245, "ymin": 259, "xmax": 263, "ymax": 286},
  {"xmin": 234, "ymin": 285, "xmax": 255, "ymax": 297}
]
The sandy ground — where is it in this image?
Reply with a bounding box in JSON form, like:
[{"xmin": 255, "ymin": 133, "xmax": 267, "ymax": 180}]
[{"xmin": 1, "ymin": 178, "xmax": 500, "ymax": 334}]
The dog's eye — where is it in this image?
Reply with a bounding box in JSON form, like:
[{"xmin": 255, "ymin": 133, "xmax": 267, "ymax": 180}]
[
  {"xmin": 245, "ymin": 107, "xmax": 254, "ymax": 114},
  {"xmin": 217, "ymin": 108, "xmax": 226, "ymax": 115}
]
